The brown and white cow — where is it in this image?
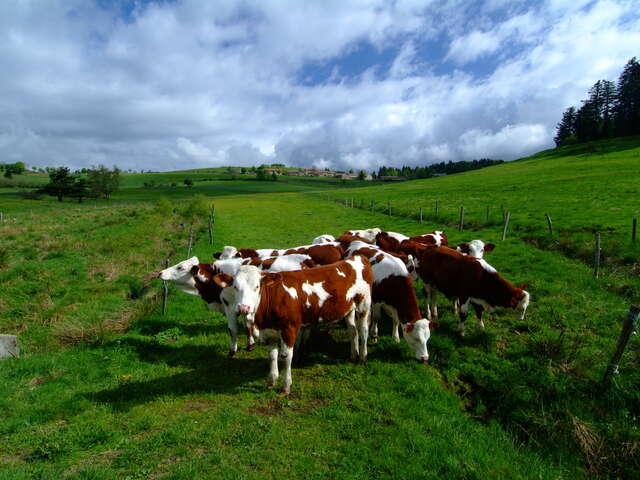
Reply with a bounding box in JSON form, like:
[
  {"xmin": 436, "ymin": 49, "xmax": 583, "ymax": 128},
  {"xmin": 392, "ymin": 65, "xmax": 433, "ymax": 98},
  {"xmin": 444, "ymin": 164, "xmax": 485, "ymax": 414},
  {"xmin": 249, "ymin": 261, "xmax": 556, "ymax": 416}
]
[
  {"xmin": 212, "ymin": 256, "xmax": 374, "ymax": 394},
  {"xmin": 344, "ymin": 240, "xmax": 436, "ymax": 362},
  {"xmin": 312, "ymin": 234, "xmax": 336, "ymax": 244},
  {"xmin": 158, "ymin": 254, "xmax": 316, "ymax": 356},
  {"xmin": 376, "ymin": 230, "xmax": 448, "ymax": 254},
  {"xmin": 216, "ymin": 242, "xmax": 344, "ymax": 266},
  {"xmin": 341, "ymin": 228, "xmax": 382, "ymax": 243},
  {"xmin": 456, "ymin": 239, "xmax": 495, "ymax": 259},
  {"xmin": 400, "ymin": 243, "xmax": 530, "ymax": 336}
]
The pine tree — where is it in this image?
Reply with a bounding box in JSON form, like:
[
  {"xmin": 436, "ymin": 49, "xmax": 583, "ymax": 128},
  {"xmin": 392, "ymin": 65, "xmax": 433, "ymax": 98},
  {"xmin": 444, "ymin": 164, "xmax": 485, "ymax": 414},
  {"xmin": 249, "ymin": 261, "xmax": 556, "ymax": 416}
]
[
  {"xmin": 614, "ymin": 57, "xmax": 640, "ymax": 136},
  {"xmin": 554, "ymin": 106, "xmax": 577, "ymax": 146}
]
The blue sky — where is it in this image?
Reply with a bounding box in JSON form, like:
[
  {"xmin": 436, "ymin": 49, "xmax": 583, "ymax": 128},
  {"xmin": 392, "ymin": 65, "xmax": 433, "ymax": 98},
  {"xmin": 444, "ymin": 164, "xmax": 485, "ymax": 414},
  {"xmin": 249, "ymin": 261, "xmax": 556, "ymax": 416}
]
[{"xmin": 0, "ymin": 0, "xmax": 638, "ymax": 172}]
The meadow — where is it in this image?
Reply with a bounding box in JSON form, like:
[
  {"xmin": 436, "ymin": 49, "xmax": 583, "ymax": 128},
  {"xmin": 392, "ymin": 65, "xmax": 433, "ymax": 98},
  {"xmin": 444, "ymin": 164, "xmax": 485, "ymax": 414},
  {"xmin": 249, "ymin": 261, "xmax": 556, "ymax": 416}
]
[{"xmin": 1, "ymin": 139, "xmax": 639, "ymax": 479}]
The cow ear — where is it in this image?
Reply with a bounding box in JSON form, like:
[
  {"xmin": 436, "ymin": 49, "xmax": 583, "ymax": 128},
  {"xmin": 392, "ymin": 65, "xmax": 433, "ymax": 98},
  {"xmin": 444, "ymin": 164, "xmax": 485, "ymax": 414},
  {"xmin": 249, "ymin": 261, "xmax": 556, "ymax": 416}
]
[
  {"xmin": 403, "ymin": 323, "xmax": 415, "ymax": 333},
  {"xmin": 213, "ymin": 252, "xmax": 222, "ymax": 259},
  {"xmin": 457, "ymin": 243, "xmax": 470, "ymax": 254},
  {"xmin": 213, "ymin": 272, "xmax": 233, "ymax": 288},
  {"xmin": 519, "ymin": 282, "xmax": 529, "ymax": 290},
  {"xmin": 190, "ymin": 265, "xmax": 200, "ymax": 275},
  {"xmin": 428, "ymin": 321, "xmax": 440, "ymax": 331},
  {"xmin": 484, "ymin": 243, "xmax": 496, "ymax": 252}
]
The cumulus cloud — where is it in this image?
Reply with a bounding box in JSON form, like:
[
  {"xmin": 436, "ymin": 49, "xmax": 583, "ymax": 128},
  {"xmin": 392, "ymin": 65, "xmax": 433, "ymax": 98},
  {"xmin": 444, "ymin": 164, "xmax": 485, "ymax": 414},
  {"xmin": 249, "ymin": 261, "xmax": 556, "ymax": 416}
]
[{"xmin": 0, "ymin": 0, "xmax": 638, "ymax": 172}]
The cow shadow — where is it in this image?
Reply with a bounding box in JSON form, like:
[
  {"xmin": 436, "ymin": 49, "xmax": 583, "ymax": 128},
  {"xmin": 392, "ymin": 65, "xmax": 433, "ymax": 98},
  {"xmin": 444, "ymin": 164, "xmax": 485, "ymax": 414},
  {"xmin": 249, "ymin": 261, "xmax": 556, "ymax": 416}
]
[{"xmin": 134, "ymin": 317, "xmax": 222, "ymax": 337}]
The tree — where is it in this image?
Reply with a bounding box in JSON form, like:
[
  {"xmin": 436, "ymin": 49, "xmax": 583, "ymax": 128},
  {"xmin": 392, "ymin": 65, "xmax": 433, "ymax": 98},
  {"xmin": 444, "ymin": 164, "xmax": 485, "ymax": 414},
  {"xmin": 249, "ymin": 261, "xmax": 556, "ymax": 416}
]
[
  {"xmin": 69, "ymin": 177, "xmax": 94, "ymax": 203},
  {"xmin": 3, "ymin": 162, "xmax": 26, "ymax": 178},
  {"xmin": 358, "ymin": 170, "xmax": 367, "ymax": 181},
  {"xmin": 88, "ymin": 165, "xmax": 121, "ymax": 199},
  {"xmin": 271, "ymin": 172, "xmax": 278, "ymax": 181},
  {"xmin": 614, "ymin": 57, "xmax": 640, "ymax": 136},
  {"xmin": 575, "ymin": 100, "xmax": 599, "ymax": 142},
  {"xmin": 554, "ymin": 106, "xmax": 577, "ymax": 146},
  {"xmin": 40, "ymin": 167, "xmax": 75, "ymax": 202},
  {"xmin": 184, "ymin": 178, "xmax": 193, "ymax": 188},
  {"xmin": 256, "ymin": 165, "xmax": 268, "ymax": 180}
]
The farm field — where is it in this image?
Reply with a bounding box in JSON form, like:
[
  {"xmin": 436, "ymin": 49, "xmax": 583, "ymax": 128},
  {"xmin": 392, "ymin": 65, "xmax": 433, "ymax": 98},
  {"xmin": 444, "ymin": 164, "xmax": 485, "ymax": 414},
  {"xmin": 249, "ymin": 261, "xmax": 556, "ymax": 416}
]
[
  {"xmin": 324, "ymin": 136, "xmax": 640, "ymax": 284},
  {"xmin": 1, "ymin": 138, "xmax": 639, "ymax": 478}
]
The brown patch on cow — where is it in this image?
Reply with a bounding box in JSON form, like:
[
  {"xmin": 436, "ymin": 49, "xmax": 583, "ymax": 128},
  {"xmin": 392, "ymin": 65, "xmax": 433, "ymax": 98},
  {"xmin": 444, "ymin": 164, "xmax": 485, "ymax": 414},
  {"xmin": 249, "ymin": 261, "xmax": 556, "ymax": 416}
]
[
  {"xmin": 237, "ymin": 248, "xmax": 259, "ymax": 258},
  {"xmin": 282, "ymin": 244, "xmax": 343, "ymax": 265},
  {"xmin": 260, "ymin": 258, "xmax": 277, "ymax": 270},
  {"xmin": 456, "ymin": 242, "xmax": 471, "ymax": 254},
  {"xmin": 213, "ymin": 251, "xmax": 222, "ymax": 259},
  {"xmin": 375, "ymin": 232, "xmax": 401, "ymax": 253}
]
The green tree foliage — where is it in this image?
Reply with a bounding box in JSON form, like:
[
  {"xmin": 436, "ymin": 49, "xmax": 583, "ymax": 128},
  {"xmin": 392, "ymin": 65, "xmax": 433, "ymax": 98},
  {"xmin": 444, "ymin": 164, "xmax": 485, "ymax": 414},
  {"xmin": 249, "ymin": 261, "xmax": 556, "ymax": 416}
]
[
  {"xmin": 2, "ymin": 162, "xmax": 26, "ymax": 178},
  {"xmin": 181, "ymin": 194, "xmax": 209, "ymax": 224},
  {"xmin": 40, "ymin": 167, "xmax": 75, "ymax": 202},
  {"xmin": 69, "ymin": 177, "xmax": 94, "ymax": 203},
  {"xmin": 376, "ymin": 159, "xmax": 503, "ymax": 179},
  {"xmin": 555, "ymin": 57, "xmax": 640, "ymax": 146},
  {"xmin": 88, "ymin": 165, "xmax": 121, "ymax": 199},
  {"xmin": 358, "ymin": 170, "xmax": 367, "ymax": 181},
  {"xmin": 554, "ymin": 106, "xmax": 577, "ymax": 146},
  {"xmin": 184, "ymin": 178, "xmax": 194, "ymax": 188},
  {"xmin": 614, "ymin": 57, "xmax": 640, "ymax": 136},
  {"xmin": 255, "ymin": 165, "xmax": 268, "ymax": 180}
]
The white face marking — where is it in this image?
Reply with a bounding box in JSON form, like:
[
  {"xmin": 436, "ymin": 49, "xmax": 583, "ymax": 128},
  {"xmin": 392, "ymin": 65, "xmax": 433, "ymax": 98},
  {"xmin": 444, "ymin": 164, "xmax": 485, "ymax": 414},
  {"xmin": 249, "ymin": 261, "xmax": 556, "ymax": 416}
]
[
  {"xmin": 301, "ymin": 281, "xmax": 330, "ymax": 308},
  {"xmin": 282, "ymin": 284, "xmax": 298, "ymax": 299},
  {"xmin": 232, "ymin": 265, "xmax": 263, "ymax": 320},
  {"xmin": 468, "ymin": 239, "xmax": 486, "ymax": 258},
  {"xmin": 158, "ymin": 257, "xmax": 200, "ymax": 295},
  {"xmin": 336, "ymin": 269, "xmax": 346, "ymax": 277},
  {"xmin": 402, "ymin": 319, "xmax": 431, "ymax": 361}
]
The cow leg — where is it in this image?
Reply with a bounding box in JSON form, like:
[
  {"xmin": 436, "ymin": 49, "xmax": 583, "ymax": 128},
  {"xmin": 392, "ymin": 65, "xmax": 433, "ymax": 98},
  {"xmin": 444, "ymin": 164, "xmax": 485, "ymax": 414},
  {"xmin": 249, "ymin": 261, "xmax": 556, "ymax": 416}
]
[
  {"xmin": 429, "ymin": 288, "xmax": 438, "ymax": 320},
  {"xmin": 267, "ymin": 344, "xmax": 279, "ymax": 389},
  {"xmin": 292, "ymin": 326, "xmax": 310, "ymax": 365},
  {"xmin": 473, "ymin": 304, "xmax": 485, "ymax": 328},
  {"xmin": 371, "ymin": 303, "xmax": 381, "ymax": 343},
  {"xmin": 356, "ymin": 309, "xmax": 370, "ymax": 364},
  {"xmin": 281, "ymin": 344, "xmax": 294, "ymax": 395},
  {"xmin": 384, "ymin": 305, "xmax": 401, "ymax": 343},
  {"xmin": 459, "ymin": 298, "xmax": 470, "ymax": 337},
  {"xmin": 345, "ymin": 310, "xmax": 359, "ymax": 362},
  {"xmin": 423, "ymin": 284, "xmax": 432, "ymax": 319},
  {"xmin": 453, "ymin": 298, "xmax": 460, "ymax": 315},
  {"xmin": 227, "ymin": 313, "xmax": 239, "ymax": 357},
  {"xmin": 246, "ymin": 325, "xmax": 256, "ymax": 351}
]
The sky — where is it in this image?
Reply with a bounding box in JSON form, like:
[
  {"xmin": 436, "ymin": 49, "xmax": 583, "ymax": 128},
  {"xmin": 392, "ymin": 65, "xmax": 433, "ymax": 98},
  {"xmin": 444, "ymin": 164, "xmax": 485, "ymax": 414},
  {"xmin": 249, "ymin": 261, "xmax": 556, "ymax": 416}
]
[{"xmin": 1, "ymin": 0, "xmax": 639, "ymax": 172}]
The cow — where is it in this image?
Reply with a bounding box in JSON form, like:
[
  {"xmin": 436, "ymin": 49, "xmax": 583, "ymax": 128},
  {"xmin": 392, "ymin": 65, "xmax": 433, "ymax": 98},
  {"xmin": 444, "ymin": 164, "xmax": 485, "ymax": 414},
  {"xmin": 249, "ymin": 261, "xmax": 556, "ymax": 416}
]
[
  {"xmin": 341, "ymin": 228, "xmax": 381, "ymax": 243},
  {"xmin": 376, "ymin": 230, "xmax": 448, "ymax": 254},
  {"xmin": 211, "ymin": 256, "xmax": 374, "ymax": 394},
  {"xmin": 344, "ymin": 241, "xmax": 435, "ymax": 362},
  {"xmin": 158, "ymin": 254, "xmax": 316, "ymax": 356},
  {"xmin": 400, "ymin": 243, "xmax": 530, "ymax": 336},
  {"xmin": 456, "ymin": 239, "xmax": 495, "ymax": 259},
  {"xmin": 215, "ymin": 242, "xmax": 344, "ymax": 266},
  {"xmin": 312, "ymin": 234, "xmax": 335, "ymax": 244}
]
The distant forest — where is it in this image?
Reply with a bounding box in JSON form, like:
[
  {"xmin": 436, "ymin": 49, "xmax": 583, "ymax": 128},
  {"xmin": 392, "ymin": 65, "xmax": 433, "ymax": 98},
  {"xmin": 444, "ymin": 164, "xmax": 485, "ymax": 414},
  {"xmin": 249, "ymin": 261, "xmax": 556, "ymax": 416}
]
[
  {"xmin": 555, "ymin": 56, "xmax": 640, "ymax": 146},
  {"xmin": 375, "ymin": 158, "xmax": 504, "ymax": 179}
]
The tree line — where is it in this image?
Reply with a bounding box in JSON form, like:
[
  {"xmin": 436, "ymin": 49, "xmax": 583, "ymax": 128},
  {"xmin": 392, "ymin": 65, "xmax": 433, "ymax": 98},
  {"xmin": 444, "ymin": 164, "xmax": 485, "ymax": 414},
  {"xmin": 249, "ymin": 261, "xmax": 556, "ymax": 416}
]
[
  {"xmin": 39, "ymin": 165, "xmax": 121, "ymax": 202},
  {"xmin": 376, "ymin": 158, "xmax": 504, "ymax": 179},
  {"xmin": 555, "ymin": 57, "xmax": 640, "ymax": 146}
]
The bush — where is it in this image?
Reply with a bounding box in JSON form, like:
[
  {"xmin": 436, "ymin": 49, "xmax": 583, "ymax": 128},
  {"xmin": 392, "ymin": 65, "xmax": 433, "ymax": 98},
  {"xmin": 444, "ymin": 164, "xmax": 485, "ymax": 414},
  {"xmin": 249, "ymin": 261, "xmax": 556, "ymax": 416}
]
[{"xmin": 153, "ymin": 197, "xmax": 173, "ymax": 216}]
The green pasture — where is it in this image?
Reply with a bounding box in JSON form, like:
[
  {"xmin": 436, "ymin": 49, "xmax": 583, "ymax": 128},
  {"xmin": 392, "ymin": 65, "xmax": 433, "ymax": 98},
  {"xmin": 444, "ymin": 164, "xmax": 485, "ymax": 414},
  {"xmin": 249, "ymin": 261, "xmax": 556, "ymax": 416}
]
[
  {"xmin": 324, "ymin": 136, "xmax": 640, "ymax": 277},
  {"xmin": 1, "ymin": 189, "xmax": 638, "ymax": 479}
]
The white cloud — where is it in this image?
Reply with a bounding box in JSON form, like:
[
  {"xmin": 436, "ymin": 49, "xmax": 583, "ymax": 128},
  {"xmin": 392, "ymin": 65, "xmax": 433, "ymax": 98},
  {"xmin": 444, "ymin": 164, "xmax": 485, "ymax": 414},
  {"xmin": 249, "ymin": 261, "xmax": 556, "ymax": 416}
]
[{"xmin": 0, "ymin": 0, "xmax": 638, "ymax": 173}]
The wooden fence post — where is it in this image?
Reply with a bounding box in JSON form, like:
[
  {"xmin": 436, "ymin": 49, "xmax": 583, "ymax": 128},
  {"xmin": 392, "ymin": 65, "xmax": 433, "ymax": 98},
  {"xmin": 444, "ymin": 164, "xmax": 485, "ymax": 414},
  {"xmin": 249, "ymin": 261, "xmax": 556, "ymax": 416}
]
[
  {"xmin": 594, "ymin": 232, "xmax": 601, "ymax": 278},
  {"xmin": 602, "ymin": 305, "xmax": 640, "ymax": 385},
  {"xmin": 632, "ymin": 217, "xmax": 637, "ymax": 242},
  {"xmin": 419, "ymin": 207, "xmax": 423, "ymax": 223},
  {"xmin": 458, "ymin": 206, "xmax": 465, "ymax": 231},
  {"xmin": 187, "ymin": 224, "xmax": 194, "ymax": 257},
  {"xmin": 545, "ymin": 213, "xmax": 553, "ymax": 237},
  {"xmin": 162, "ymin": 259, "xmax": 169, "ymax": 315},
  {"xmin": 502, "ymin": 211, "xmax": 510, "ymax": 241},
  {"xmin": 208, "ymin": 213, "xmax": 213, "ymax": 245}
]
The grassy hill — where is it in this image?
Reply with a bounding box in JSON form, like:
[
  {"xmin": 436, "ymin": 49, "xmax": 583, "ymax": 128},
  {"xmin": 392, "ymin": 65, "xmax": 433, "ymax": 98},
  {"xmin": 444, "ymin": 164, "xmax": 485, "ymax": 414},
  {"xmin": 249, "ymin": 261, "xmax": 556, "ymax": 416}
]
[{"xmin": 1, "ymin": 137, "xmax": 640, "ymax": 478}]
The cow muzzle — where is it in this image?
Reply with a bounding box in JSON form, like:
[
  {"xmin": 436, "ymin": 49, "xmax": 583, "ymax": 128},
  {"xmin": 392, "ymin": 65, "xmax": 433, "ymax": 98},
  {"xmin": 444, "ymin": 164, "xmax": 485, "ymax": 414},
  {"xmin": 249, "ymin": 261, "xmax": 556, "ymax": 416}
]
[
  {"xmin": 420, "ymin": 355, "xmax": 429, "ymax": 363},
  {"xmin": 237, "ymin": 304, "xmax": 251, "ymax": 315}
]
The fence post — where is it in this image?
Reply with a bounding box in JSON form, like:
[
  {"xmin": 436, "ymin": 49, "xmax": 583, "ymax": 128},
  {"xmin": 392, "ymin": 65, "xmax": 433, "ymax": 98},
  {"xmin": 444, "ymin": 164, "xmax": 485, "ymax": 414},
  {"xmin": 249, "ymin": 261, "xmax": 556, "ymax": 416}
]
[
  {"xmin": 162, "ymin": 259, "xmax": 169, "ymax": 315},
  {"xmin": 208, "ymin": 213, "xmax": 213, "ymax": 245},
  {"xmin": 187, "ymin": 224, "xmax": 194, "ymax": 257},
  {"xmin": 435, "ymin": 200, "xmax": 439, "ymax": 219},
  {"xmin": 419, "ymin": 207, "xmax": 423, "ymax": 223},
  {"xmin": 602, "ymin": 305, "xmax": 640, "ymax": 385},
  {"xmin": 458, "ymin": 206, "xmax": 465, "ymax": 231},
  {"xmin": 633, "ymin": 217, "xmax": 637, "ymax": 242},
  {"xmin": 502, "ymin": 211, "xmax": 510, "ymax": 241},
  {"xmin": 594, "ymin": 232, "xmax": 601, "ymax": 278},
  {"xmin": 211, "ymin": 205, "xmax": 215, "ymax": 224},
  {"xmin": 545, "ymin": 213, "xmax": 553, "ymax": 237}
]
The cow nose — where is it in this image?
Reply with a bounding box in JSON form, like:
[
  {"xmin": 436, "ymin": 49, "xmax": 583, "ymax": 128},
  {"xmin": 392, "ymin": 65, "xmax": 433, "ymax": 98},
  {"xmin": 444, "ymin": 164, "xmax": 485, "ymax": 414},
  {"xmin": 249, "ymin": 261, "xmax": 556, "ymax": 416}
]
[
  {"xmin": 420, "ymin": 355, "xmax": 429, "ymax": 363},
  {"xmin": 237, "ymin": 304, "xmax": 251, "ymax": 315},
  {"xmin": 157, "ymin": 271, "xmax": 163, "ymax": 279}
]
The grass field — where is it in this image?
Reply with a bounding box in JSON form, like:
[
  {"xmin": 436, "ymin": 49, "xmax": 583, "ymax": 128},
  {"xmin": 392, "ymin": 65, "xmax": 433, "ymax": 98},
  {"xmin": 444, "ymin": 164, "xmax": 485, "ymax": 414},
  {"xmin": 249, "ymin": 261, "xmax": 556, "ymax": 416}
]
[{"xmin": 1, "ymin": 138, "xmax": 639, "ymax": 478}]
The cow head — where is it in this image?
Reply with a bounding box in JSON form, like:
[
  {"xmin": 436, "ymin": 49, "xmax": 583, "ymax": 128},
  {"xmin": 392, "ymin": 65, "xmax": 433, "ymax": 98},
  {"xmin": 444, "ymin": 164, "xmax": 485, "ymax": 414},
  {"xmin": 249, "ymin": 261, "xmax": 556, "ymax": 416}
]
[
  {"xmin": 457, "ymin": 240, "xmax": 496, "ymax": 259},
  {"xmin": 511, "ymin": 289, "xmax": 530, "ymax": 320},
  {"xmin": 218, "ymin": 246, "xmax": 239, "ymax": 259},
  {"xmin": 224, "ymin": 265, "xmax": 264, "ymax": 321},
  {"xmin": 312, "ymin": 234, "xmax": 335, "ymax": 244},
  {"xmin": 157, "ymin": 256, "xmax": 200, "ymax": 296},
  {"xmin": 402, "ymin": 319, "xmax": 437, "ymax": 362}
]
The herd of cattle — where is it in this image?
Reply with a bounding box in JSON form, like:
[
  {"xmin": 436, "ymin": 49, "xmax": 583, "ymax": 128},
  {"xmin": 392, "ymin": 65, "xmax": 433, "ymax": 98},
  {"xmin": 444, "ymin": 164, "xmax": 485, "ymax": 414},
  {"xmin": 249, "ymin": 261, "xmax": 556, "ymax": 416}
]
[{"xmin": 158, "ymin": 228, "xmax": 530, "ymax": 394}]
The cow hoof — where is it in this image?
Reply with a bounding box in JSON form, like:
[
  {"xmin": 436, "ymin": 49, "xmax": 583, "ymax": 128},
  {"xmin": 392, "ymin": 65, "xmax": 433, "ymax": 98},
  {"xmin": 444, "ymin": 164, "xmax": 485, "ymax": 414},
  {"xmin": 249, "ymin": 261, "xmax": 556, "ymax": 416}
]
[
  {"xmin": 227, "ymin": 350, "xmax": 236, "ymax": 358},
  {"xmin": 279, "ymin": 388, "xmax": 290, "ymax": 396},
  {"xmin": 371, "ymin": 336, "xmax": 379, "ymax": 344},
  {"xmin": 458, "ymin": 331, "xmax": 465, "ymax": 338},
  {"xmin": 359, "ymin": 358, "xmax": 367, "ymax": 366},
  {"xmin": 246, "ymin": 344, "xmax": 255, "ymax": 352}
]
